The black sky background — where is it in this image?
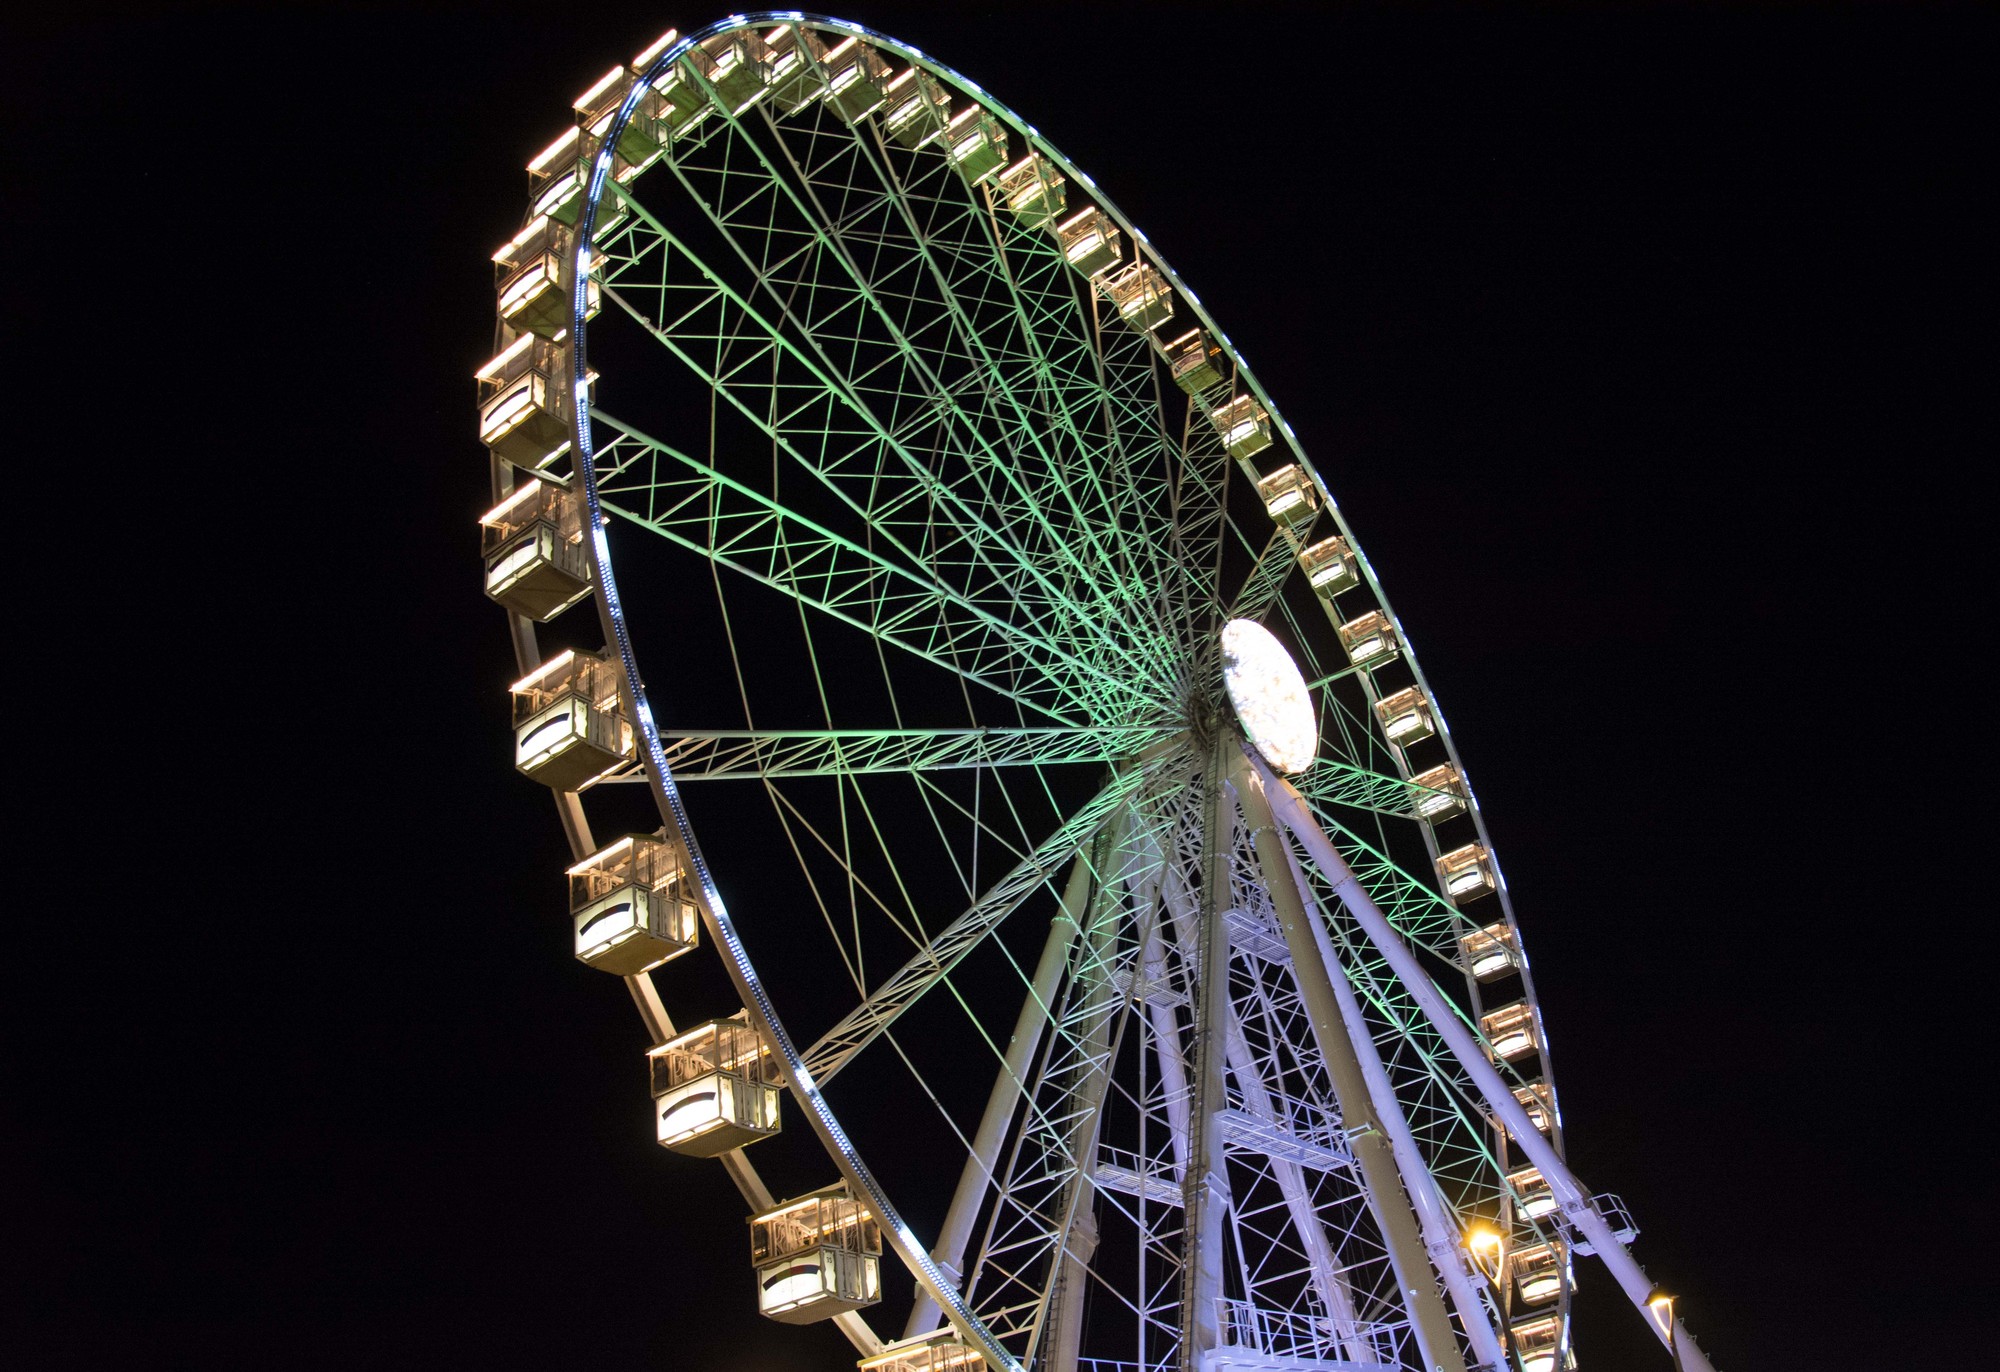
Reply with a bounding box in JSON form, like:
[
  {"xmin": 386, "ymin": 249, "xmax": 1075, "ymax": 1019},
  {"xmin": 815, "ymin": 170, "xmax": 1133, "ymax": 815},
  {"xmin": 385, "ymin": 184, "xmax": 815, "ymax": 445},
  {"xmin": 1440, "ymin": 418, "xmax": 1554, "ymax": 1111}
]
[{"xmin": 6, "ymin": 2, "xmax": 1990, "ymax": 1368}]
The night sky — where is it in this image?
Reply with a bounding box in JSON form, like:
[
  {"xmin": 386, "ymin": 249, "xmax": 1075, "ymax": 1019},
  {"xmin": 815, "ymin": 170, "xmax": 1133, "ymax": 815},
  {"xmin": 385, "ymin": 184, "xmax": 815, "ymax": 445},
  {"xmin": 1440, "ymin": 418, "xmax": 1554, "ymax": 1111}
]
[{"xmin": 8, "ymin": 3, "xmax": 1987, "ymax": 1369}]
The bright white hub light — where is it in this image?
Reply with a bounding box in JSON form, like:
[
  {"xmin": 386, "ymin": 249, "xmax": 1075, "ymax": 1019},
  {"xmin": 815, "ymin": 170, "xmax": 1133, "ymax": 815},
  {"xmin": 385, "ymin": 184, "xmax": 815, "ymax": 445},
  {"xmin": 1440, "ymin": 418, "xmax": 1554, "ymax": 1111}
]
[{"xmin": 1221, "ymin": 619, "xmax": 1316, "ymax": 774}]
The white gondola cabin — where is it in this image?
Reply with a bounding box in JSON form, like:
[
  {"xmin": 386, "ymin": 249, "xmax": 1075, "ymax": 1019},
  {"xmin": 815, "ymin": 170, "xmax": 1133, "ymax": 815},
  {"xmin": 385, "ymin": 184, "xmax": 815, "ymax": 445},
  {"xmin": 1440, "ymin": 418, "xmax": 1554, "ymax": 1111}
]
[
  {"xmin": 749, "ymin": 1184, "xmax": 882, "ymax": 1323},
  {"xmin": 1054, "ymin": 207, "xmax": 1122, "ymax": 277},
  {"xmin": 1437, "ymin": 843, "xmax": 1496, "ymax": 904},
  {"xmin": 1513, "ymin": 1079, "xmax": 1556, "ymax": 1134},
  {"xmin": 944, "ymin": 107, "xmax": 1008, "ymax": 182},
  {"xmin": 1337, "ymin": 610, "xmax": 1399, "ymax": 670},
  {"xmin": 765, "ymin": 26, "xmax": 830, "ymax": 113},
  {"xmin": 882, "ymin": 68, "xmax": 952, "ymax": 146},
  {"xmin": 1484, "ymin": 1077, "xmax": 1556, "ymax": 1135},
  {"xmin": 1220, "ymin": 400, "xmax": 1278, "ymax": 463},
  {"xmin": 1162, "ymin": 328, "xmax": 1225, "ymax": 394},
  {"xmin": 650, "ymin": 1014, "xmax": 781, "ymax": 1155},
  {"xmin": 859, "ymin": 1334, "xmax": 988, "ymax": 1372},
  {"xmin": 477, "ymin": 333, "xmax": 595, "ymax": 471},
  {"xmin": 572, "ymin": 65, "xmax": 667, "ymax": 171},
  {"xmin": 1507, "ymin": 1164, "xmax": 1560, "ymax": 1221},
  {"xmin": 1510, "ymin": 1313, "xmax": 1563, "ymax": 1372},
  {"xmin": 1374, "ymin": 686, "xmax": 1435, "ymax": 746},
  {"xmin": 652, "ymin": 31, "xmax": 768, "ymax": 126},
  {"xmin": 1254, "ymin": 463, "xmax": 1315, "ymax": 526},
  {"xmin": 823, "ymin": 38, "xmax": 893, "ymax": 122},
  {"xmin": 493, "ymin": 216, "xmax": 600, "ymax": 339},
  {"xmin": 648, "ymin": 26, "xmax": 786, "ymax": 132},
  {"xmin": 650, "ymin": 44, "xmax": 722, "ymax": 133},
  {"xmin": 1513, "ymin": 1241, "xmax": 1566, "ymax": 1305},
  {"xmin": 568, "ymin": 832, "xmax": 700, "ymax": 975},
  {"xmin": 1411, "ymin": 762, "xmax": 1467, "ymax": 822},
  {"xmin": 481, "ymin": 478, "xmax": 591, "ymax": 621},
  {"xmin": 1457, "ymin": 920, "xmax": 1519, "ymax": 982},
  {"xmin": 1100, "ymin": 262, "xmax": 1174, "ymax": 332},
  {"xmin": 1298, "ymin": 535, "xmax": 1359, "ymax": 598},
  {"xmin": 526, "ymin": 126, "xmax": 595, "ymax": 227},
  {"xmin": 1480, "ymin": 1001, "xmax": 1540, "ymax": 1063},
  {"xmin": 888, "ymin": 68, "xmax": 956, "ymax": 147},
  {"xmin": 995, "ymin": 154, "xmax": 1066, "ymax": 227},
  {"xmin": 509, "ymin": 648, "xmax": 633, "ymax": 790},
  {"xmin": 699, "ymin": 28, "xmax": 775, "ymax": 114}
]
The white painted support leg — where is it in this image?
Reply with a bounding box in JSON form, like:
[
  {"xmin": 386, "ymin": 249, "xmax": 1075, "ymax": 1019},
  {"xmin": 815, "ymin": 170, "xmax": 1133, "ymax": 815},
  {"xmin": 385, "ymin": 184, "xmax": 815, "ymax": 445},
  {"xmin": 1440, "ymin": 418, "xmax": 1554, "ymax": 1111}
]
[
  {"xmin": 1253, "ymin": 753, "xmax": 1719, "ymax": 1372},
  {"xmin": 1232, "ymin": 747, "xmax": 1468, "ymax": 1372},
  {"xmin": 1120, "ymin": 826, "xmax": 1189, "ymax": 1181},
  {"xmin": 905, "ymin": 849, "xmax": 1093, "ymax": 1338},
  {"xmin": 1043, "ymin": 865, "xmax": 1123, "ymax": 1372},
  {"xmin": 1179, "ymin": 756, "xmax": 1234, "ymax": 1370},
  {"xmin": 1142, "ymin": 925, "xmax": 1194, "ymax": 1178},
  {"xmin": 1273, "ymin": 839, "xmax": 1512, "ymax": 1372}
]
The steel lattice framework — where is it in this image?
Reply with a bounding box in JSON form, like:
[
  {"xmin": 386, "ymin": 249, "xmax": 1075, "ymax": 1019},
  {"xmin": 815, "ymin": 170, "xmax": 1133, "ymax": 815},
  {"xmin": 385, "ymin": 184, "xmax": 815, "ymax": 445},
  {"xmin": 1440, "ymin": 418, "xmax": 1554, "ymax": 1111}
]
[{"xmin": 474, "ymin": 14, "xmax": 1717, "ymax": 1372}]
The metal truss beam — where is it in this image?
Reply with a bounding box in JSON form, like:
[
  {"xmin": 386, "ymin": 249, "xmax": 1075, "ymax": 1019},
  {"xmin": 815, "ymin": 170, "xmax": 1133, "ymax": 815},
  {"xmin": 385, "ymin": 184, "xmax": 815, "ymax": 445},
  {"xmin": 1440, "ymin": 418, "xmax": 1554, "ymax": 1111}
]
[
  {"xmin": 907, "ymin": 847, "xmax": 1094, "ymax": 1339},
  {"xmin": 800, "ymin": 761, "xmax": 1171, "ymax": 1085},
  {"xmin": 639, "ymin": 724, "xmax": 1174, "ymax": 780}
]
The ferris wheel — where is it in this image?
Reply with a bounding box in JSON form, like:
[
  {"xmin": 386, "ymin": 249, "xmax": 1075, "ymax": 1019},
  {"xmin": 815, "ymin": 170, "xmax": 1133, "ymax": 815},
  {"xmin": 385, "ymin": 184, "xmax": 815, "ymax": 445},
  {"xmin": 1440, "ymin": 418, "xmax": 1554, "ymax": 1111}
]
[{"xmin": 474, "ymin": 14, "xmax": 1716, "ymax": 1372}]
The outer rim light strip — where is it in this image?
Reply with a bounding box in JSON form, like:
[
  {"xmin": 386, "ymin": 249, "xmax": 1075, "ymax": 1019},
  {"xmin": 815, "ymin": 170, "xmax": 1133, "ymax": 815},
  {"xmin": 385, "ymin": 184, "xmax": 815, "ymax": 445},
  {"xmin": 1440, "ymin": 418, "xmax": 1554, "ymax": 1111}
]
[{"xmin": 568, "ymin": 18, "xmax": 1021, "ymax": 1371}]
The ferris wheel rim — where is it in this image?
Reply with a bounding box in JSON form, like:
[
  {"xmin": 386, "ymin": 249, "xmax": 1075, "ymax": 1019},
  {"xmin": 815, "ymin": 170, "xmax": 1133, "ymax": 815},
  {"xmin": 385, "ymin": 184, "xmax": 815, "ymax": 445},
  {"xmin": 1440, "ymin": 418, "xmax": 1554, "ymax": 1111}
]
[{"xmin": 508, "ymin": 12, "xmax": 1579, "ymax": 1367}]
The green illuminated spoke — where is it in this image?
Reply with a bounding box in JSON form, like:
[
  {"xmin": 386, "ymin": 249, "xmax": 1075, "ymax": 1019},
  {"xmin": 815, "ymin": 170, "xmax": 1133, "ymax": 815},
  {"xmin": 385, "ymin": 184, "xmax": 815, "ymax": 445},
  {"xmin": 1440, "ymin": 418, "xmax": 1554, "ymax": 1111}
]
[
  {"xmin": 1296, "ymin": 759, "xmax": 1456, "ymax": 821},
  {"xmin": 1297, "ymin": 796, "xmax": 1481, "ymax": 961},
  {"xmin": 628, "ymin": 119, "xmax": 1183, "ymax": 698},
  {"xmin": 798, "ymin": 757, "xmax": 1177, "ymax": 1086},
  {"xmin": 819, "ymin": 130, "xmax": 1181, "ymax": 654},
  {"xmin": 594, "ymin": 197, "xmax": 1174, "ymax": 716},
  {"xmin": 641, "ymin": 724, "xmax": 1174, "ymax": 780},
  {"xmin": 592, "ymin": 408, "xmax": 1155, "ymax": 724},
  {"xmin": 1227, "ymin": 526, "xmax": 1302, "ymax": 621}
]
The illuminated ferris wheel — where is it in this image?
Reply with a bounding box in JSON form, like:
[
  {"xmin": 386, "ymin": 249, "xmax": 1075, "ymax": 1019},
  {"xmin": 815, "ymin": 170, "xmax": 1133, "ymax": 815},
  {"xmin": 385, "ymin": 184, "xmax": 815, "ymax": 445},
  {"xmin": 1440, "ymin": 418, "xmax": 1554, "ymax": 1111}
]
[{"xmin": 475, "ymin": 15, "xmax": 1715, "ymax": 1372}]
